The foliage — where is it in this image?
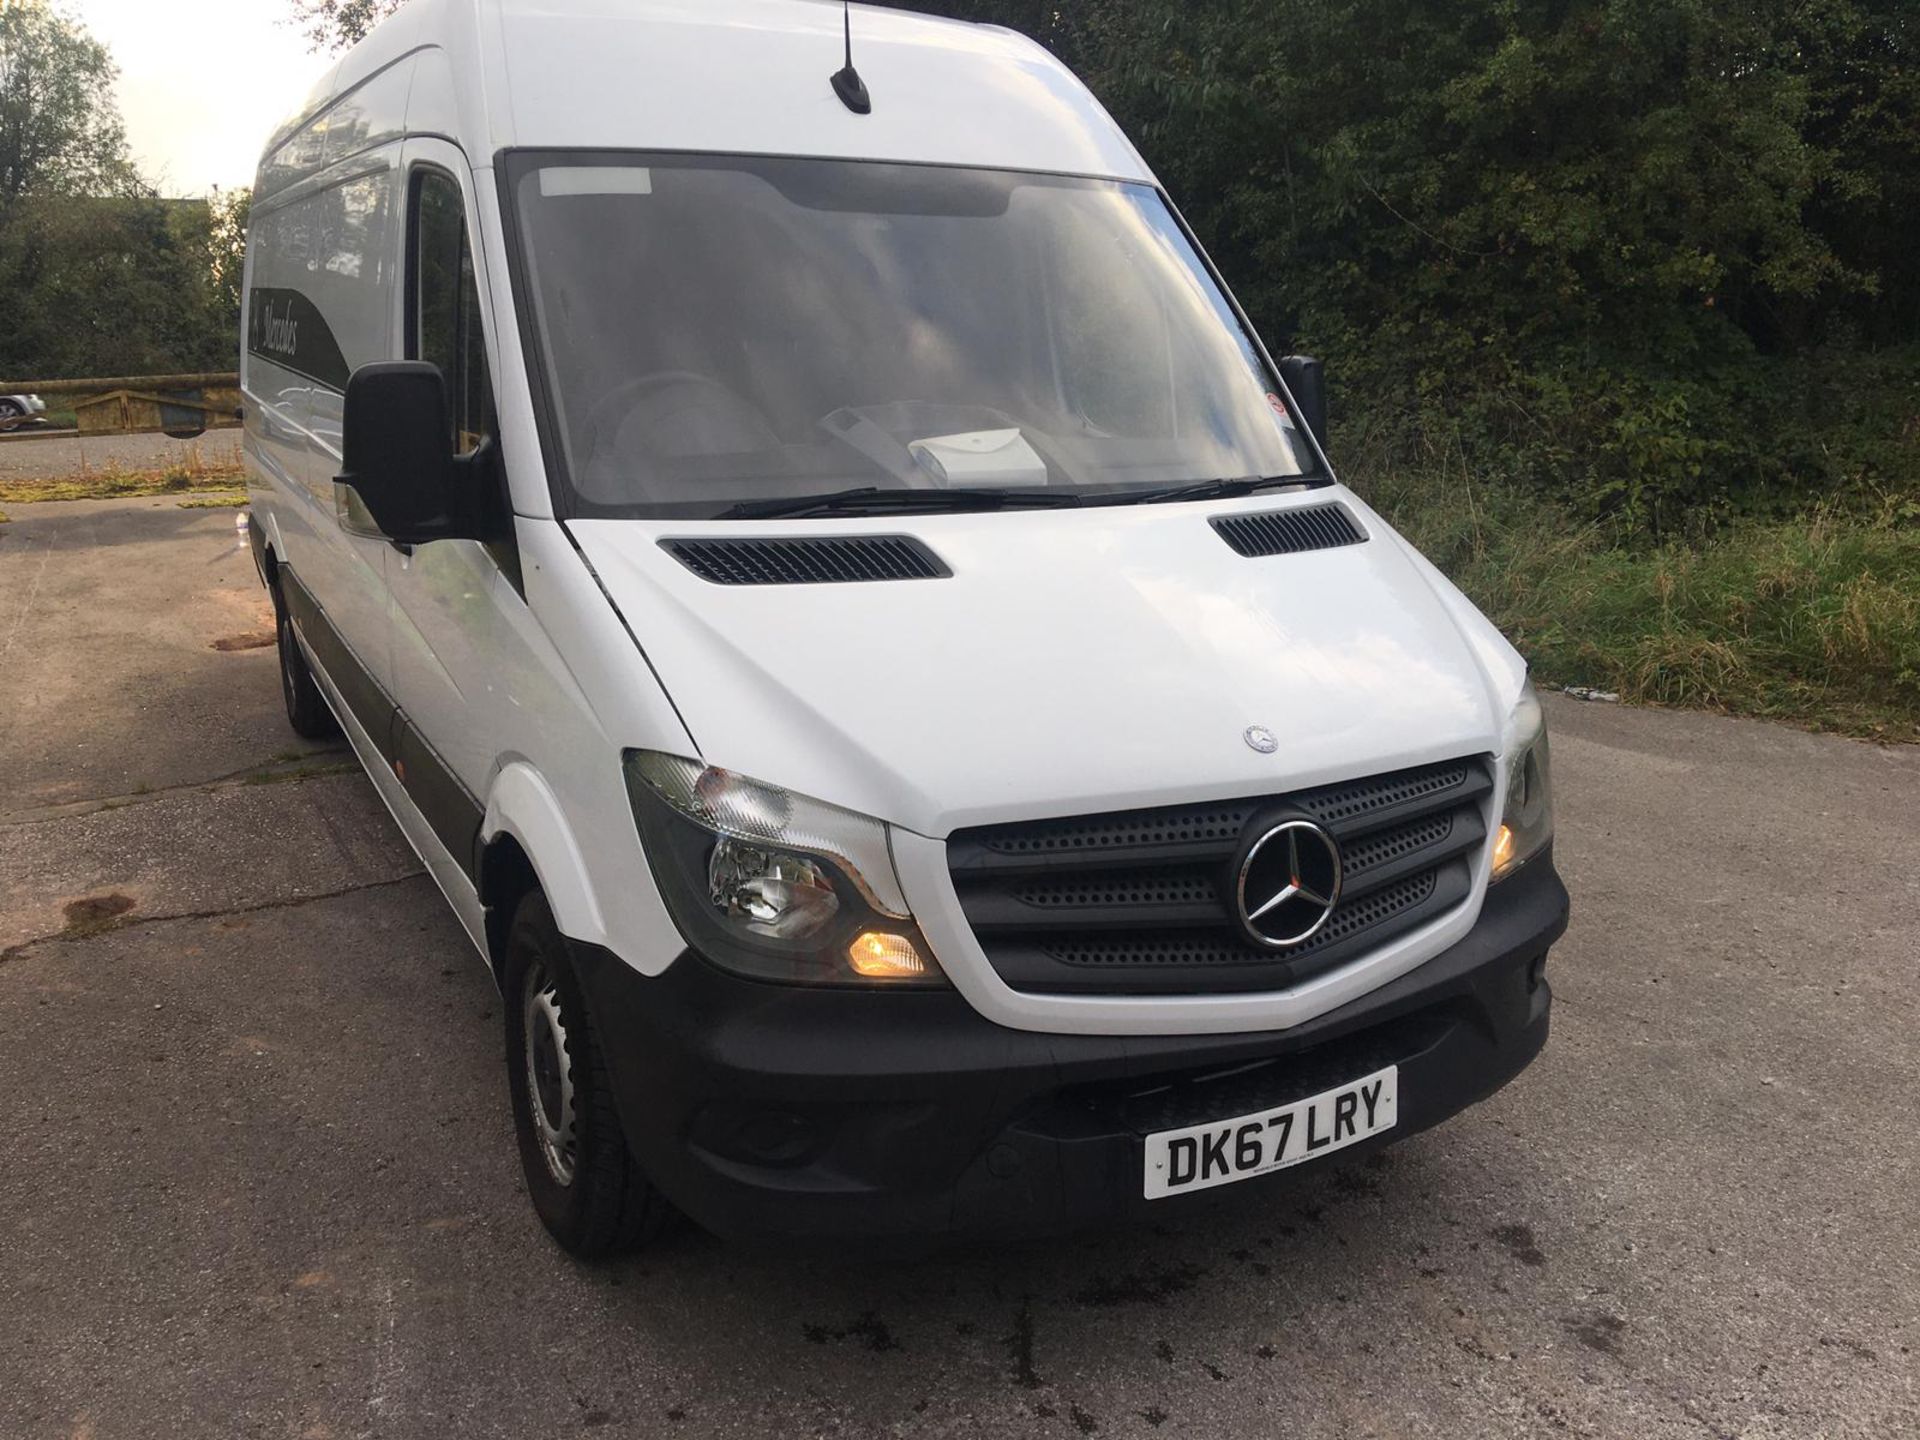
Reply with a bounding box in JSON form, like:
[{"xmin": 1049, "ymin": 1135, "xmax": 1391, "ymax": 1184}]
[
  {"xmin": 204, "ymin": 186, "xmax": 251, "ymax": 349},
  {"xmin": 1366, "ymin": 458, "xmax": 1920, "ymax": 738},
  {"xmin": 0, "ymin": 1, "xmax": 247, "ymax": 380},
  {"xmin": 0, "ymin": 193, "xmax": 247, "ymax": 377},
  {"xmin": 0, "ymin": 0, "xmax": 140, "ymax": 206},
  {"xmin": 908, "ymin": 0, "xmax": 1920, "ymax": 538},
  {"xmin": 292, "ymin": 0, "xmax": 402, "ymax": 52}
]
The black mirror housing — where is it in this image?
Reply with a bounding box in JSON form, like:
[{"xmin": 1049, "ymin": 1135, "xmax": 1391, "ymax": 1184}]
[
  {"xmin": 337, "ymin": 361, "xmax": 472, "ymax": 545},
  {"xmin": 1278, "ymin": 354, "xmax": 1329, "ymax": 456}
]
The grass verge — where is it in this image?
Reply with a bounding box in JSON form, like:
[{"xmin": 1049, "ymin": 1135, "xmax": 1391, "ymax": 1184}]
[
  {"xmin": 4, "ymin": 431, "xmax": 1910, "ymax": 739},
  {"xmin": 0, "ymin": 443, "xmax": 244, "ymax": 504},
  {"xmin": 1362, "ymin": 467, "xmax": 1920, "ymax": 741}
]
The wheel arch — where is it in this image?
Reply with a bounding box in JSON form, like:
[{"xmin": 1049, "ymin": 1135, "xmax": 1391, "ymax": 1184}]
[
  {"xmin": 254, "ymin": 508, "xmax": 289, "ymax": 596},
  {"xmin": 479, "ymin": 761, "xmax": 610, "ymax": 977}
]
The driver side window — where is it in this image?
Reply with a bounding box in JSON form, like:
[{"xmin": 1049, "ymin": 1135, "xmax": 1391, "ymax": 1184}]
[{"xmin": 409, "ymin": 168, "xmax": 493, "ymax": 455}]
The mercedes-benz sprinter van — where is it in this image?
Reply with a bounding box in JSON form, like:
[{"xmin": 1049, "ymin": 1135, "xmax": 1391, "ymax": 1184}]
[{"xmin": 242, "ymin": 0, "xmax": 1568, "ymax": 1256}]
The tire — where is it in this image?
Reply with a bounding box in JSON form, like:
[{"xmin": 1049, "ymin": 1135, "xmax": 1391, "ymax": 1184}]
[
  {"xmin": 0, "ymin": 399, "xmax": 21, "ymax": 432},
  {"xmin": 272, "ymin": 582, "xmax": 339, "ymax": 740},
  {"xmin": 503, "ymin": 890, "xmax": 670, "ymax": 1258}
]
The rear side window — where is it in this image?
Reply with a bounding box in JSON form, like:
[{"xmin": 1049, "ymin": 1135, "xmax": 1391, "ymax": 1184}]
[{"xmin": 409, "ymin": 169, "xmax": 493, "ymax": 454}]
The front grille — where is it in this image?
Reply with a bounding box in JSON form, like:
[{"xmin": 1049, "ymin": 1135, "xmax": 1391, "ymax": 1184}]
[
  {"xmin": 947, "ymin": 756, "xmax": 1492, "ymax": 995},
  {"xmin": 660, "ymin": 535, "xmax": 949, "ymax": 585}
]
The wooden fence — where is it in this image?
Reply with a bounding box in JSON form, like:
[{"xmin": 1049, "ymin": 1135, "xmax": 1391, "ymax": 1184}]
[{"xmin": 0, "ymin": 373, "xmax": 242, "ymax": 440}]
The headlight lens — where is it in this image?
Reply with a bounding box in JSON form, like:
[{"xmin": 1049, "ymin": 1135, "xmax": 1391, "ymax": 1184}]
[
  {"xmin": 1491, "ymin": 681, "xmax": 1554, "ymax": 882},
  {"xmin": 707, "ymin": 840, "xmax": 840, "ymax": 940},
  {"xmin": 623, "ymin": 752, "xmax": 943, "ymax": 986}
]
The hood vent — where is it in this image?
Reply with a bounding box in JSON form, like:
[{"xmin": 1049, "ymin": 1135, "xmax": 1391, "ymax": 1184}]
[
  {"xmin": 1212, "ymin": 502, "xmax": 1367, "ymax": 558},
  {"xmin": 661, "ymin": 535, "xmax": 950, "ymax": 585}
]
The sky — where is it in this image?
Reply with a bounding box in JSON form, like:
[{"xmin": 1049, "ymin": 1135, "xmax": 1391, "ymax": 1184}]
[{"xmin": 68, "ymin": 0, "xmax": 332, "ymax": 195}]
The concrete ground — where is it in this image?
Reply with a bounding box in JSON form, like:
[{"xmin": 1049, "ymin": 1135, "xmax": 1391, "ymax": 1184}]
[{"xmin": 1, "ymin": 495, "xmax": 1915, "ymax": 1440}]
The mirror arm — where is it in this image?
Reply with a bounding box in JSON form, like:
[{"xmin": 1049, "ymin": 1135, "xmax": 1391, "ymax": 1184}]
[
  {"xmin": 1277, "ymin": 354, "xmax": 1329, "ymax": 458},
  {"xmin": 453, "ymin": 437, "xmax": 512, "ymax": 541}
]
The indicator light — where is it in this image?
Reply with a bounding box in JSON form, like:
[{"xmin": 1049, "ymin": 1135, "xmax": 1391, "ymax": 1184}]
[{"xmin": 848, "ymin": 931, "xmax": 926, "ymax": 979}]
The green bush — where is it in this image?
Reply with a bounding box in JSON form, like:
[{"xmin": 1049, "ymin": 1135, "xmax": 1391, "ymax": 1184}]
[{"xmin": 908, "ymin": 0, "xmax": 1920, "ymax": 541}]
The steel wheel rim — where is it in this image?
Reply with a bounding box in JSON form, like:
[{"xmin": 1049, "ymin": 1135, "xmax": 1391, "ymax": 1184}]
[{"xmin": 522, "ymin": 961, "xmax": 579, "ymax": 1187}]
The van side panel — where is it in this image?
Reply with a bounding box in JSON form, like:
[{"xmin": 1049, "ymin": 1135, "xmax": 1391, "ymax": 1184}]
[
  {"xmin": 246, "ymin": 51, "xmax": 417, "ymax": 629},
  {"xmin": 301, "ymin": 160, "xmax": 404, "ymax": 459},
  {"xmin": 245, "ymin": 145, "xmax": 405, "ymax": 716},
  {"xmin": 255, "ymin": 54, "xmax": 417, "ymax": 205},
  {"xmin": 240, "ymin": 202, "xmax": 315, "ymax": 526}
]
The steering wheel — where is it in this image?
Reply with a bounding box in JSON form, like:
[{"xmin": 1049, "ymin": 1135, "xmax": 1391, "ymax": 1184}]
[{"xmin": 580, "ymin": 370, "xmax": 765, "ymax": 461}]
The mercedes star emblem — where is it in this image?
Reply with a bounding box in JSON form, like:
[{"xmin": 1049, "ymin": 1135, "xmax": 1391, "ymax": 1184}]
[
  {"xmin": 1236, "ymin": 819, "xmax": 1343, "ymax": 948},
  {"xmin": 1243, "ymin": 725, "xmax": 1279, "ymax": 754}
]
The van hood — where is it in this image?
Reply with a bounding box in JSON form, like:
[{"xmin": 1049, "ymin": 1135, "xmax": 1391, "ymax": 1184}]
[{"xmin": 568, "ymin": 491, "xmax": 1523, "ymax": 837}]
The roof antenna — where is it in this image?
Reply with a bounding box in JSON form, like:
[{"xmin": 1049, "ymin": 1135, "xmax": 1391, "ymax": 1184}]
[{"xmin": 830, "ymin": 0, "xmax": 872, "ymax": 114}]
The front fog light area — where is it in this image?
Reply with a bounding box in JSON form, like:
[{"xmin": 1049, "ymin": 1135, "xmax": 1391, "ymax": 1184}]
[
  {"xmin": 1492, "ymin": 681, "xmax": 1555, "ymax": 882},
  {"xmin": 625, "ymin": 752, "xmax": 945, "ymax": 987}
]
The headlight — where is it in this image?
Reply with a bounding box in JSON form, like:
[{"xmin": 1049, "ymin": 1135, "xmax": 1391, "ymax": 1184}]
[
  {"xmin": 623, "ymin": 752, "xmax": 944, "ymax": 986},
  {"xmin": 1491, "ymin": 681, "xmax": 1554, "ymax": 882}
]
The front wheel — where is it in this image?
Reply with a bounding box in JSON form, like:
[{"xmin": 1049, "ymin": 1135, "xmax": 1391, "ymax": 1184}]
[{"xmin": 503, "ymin": 891, "xmax": 670, "ymax": 1258}]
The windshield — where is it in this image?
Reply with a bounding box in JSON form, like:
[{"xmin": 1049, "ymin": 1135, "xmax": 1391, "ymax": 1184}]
[{"xmin": 508, "ymin": 153, "xmax": 1318, "ymax": 518}]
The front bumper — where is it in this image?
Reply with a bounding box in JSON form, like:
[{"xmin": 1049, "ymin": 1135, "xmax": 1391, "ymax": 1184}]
[{"xmin": 573, "ymin": 853, "xmax": 1568, "ymax": 1245}]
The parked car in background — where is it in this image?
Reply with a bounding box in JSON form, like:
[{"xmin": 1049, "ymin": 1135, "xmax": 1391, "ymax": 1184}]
[{"xmin": 0, "ymin": 394, "xmax": 48, "ymax": 431}]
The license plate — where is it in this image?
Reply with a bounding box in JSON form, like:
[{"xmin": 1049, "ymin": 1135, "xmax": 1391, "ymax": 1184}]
[{"xmin": 1143, "ymin": 1065, "xmax": 1398, "ymax": 1199}]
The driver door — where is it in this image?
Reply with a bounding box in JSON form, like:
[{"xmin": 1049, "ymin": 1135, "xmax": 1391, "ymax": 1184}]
[{"xmin": 380, "ymin": 138, "xmax": 531, "ymax": 889}]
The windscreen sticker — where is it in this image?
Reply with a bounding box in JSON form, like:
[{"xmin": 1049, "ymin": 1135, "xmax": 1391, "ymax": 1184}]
[{"xmin": 539, "ymin": 166, "xmax": 654, "ymax": 198}]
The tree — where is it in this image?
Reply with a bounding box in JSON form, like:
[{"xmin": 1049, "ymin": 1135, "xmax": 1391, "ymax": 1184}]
[
  {"xmin": 294, "ymin": 0, "xmax": 403, "ymax": 52},
  {"xmin": 0, "ymin": 0, "xmax": 141, "ymax": 209},
  {"xmin": 0, "ymin": 3, "xmax": 245, "ymax": 377},
  {"xmin": 0, "ymin": 195, "xmax": 243, "ymax": 376},
  {"xmin": 204, "ymin": 185, "xmax": 251, "ymax": 342},
  {"xmin": 913, "ymin": 0, "xmax": 1920, "ymax": 529}
]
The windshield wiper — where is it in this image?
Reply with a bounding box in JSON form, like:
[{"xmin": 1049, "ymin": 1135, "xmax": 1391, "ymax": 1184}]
[
  {"xmin": 1107, "ymin": 476, "xmax": 1323, "ymax": 507},
  {"xmin": 716, "ymin": 486, "xmax": 1082, "ymax": 520}
]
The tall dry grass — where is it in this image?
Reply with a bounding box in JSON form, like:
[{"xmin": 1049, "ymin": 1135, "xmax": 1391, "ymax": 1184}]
[{"xmin": 1355, "ymin": 459, "xmax": 1920, "ymax": 739}]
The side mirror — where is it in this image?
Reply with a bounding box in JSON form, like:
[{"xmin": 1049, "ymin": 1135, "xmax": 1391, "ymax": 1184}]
[
  {"xmin": 336, "ymin": 362, "xmax": 472, "ymax": 545},
  {"xmin": 1278, "ymin": 354, "xmax": 1328, "ymax": 455}
]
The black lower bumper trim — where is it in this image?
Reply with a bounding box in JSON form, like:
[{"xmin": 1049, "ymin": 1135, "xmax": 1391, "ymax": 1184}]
[{"xmin": 571, "ymin": 854, "xmax": 1568, "ymax": 1245}]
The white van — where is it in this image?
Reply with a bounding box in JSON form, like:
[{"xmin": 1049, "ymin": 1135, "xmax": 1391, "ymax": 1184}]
[{"xmin": 243, "ymin": 0, "xmax": 1566, "ymax": 1256}]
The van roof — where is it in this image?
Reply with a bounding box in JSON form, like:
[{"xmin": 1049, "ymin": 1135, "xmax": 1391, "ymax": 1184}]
[{"xmin": 265, "ymin": 0, "xmax": 1151, "ymax": 185}]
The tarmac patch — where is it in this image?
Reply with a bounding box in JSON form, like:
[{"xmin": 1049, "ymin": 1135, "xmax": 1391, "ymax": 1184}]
[
  {"xmin": 62, "ymin": 893, "xmax": 135, "ymax": 935},
  {"xmin": 211, "ymin": 630, "xmax": 275, "ymax": 652}
]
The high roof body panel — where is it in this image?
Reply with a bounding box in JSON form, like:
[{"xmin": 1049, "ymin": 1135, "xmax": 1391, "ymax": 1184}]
[{"xmin": 261, "ymin": 0, "xmax": 1152, "ymax": 183}]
